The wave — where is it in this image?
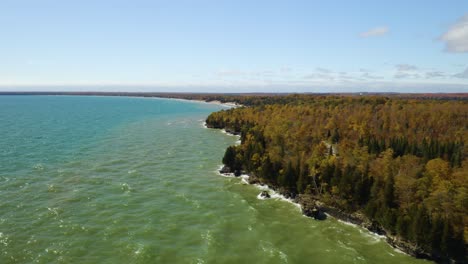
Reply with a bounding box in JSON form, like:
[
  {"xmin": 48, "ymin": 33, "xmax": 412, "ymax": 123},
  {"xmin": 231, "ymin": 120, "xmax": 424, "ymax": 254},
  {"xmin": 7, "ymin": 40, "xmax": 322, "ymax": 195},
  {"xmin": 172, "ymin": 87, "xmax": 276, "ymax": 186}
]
[
  {"xmin": 0, "ymin": 232, "xmax": 10, "ymax": 247},
  {"xmin": 202, "ymin": 122, "xmax": 242, "ymax": 147},
  {"xmin": 259, "ymin": 240, "xmax": 289, "ymax": 263},
  {"xmin": 220, "ymin": 129, "xmax": 239, "ymax": 138},
  {"xmin": 215, "ymin": 165, "xmax": 301, "ymax": 211},
  {"xmin": 215, "ymin": 165, "xmax": 236, "ymax": 178}
]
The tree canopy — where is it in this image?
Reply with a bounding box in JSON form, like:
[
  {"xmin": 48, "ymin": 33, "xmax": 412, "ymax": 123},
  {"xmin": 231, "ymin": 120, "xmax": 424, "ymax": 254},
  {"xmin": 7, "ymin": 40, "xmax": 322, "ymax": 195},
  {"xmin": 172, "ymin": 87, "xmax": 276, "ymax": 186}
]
[{"xmin": 206, "ymin": 95, "xmax": 467, "ymax": 262}]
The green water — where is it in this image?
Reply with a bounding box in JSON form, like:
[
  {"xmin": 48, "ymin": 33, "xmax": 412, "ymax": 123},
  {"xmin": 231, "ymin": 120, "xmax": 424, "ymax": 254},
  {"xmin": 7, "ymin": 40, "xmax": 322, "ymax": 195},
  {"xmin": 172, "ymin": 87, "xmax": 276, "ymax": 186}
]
[{"xmin": 0, "ymin": 96, "xmax": 428, "ymax": 263}]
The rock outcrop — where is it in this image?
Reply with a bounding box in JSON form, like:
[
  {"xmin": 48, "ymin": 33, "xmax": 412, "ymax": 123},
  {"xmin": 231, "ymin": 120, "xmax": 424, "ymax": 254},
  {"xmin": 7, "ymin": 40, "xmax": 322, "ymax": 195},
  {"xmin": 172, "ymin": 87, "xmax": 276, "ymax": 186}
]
[
  {"xmin": 219, "ymin": 165, "xmax": 232, "ymax": 174},
  {"xmin": 296, "ymin": 195, "xmax": 326, "ymax": 220},
  {"xmin": 259, "ymin": 191, "xmax": 271, "ymax": 199}
]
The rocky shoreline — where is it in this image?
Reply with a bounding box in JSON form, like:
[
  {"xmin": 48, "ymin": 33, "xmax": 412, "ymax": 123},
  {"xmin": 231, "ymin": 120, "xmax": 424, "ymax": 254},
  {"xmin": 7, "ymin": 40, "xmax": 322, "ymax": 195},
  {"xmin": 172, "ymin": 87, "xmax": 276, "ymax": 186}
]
[{"xmin": 219, "ymin": 165, "xmax": 440, "ymax": 263}]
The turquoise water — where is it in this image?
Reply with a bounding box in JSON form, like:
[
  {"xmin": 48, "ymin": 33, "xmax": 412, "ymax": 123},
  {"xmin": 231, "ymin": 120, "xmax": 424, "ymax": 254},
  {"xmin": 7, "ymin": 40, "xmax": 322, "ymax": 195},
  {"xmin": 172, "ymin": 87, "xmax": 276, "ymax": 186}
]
[{"xmin": 0, "ymin": 96, "xmax": 427, "ymax": 263}]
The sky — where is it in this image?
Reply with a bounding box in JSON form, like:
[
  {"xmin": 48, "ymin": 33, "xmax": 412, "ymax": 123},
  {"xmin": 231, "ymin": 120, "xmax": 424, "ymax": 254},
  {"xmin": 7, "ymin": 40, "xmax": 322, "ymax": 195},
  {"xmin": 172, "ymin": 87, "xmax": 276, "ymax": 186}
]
[{"xmin": 0, "ymin": 0, "xmax": 467, "ymax": 93}]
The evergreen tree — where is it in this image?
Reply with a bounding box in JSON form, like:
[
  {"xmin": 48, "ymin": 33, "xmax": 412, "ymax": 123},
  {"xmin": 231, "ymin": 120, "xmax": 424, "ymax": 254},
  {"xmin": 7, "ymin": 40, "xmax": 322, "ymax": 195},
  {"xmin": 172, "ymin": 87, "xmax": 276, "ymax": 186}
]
[
  {"xmin": 430, "ymin": 216, "xmax": 443, "ymax": 254},
  {"xmin": 396, "ymin": 214, "xmax": 411, "ymax": 238},
  {"xmin": 383, "ymin": 174, "xmax": 396, "ymax": 208},
  {"xmin": 222, "ymin": 146, "xmax": 237, "ymax": 169},
  {"xmin": 411, "ymin": 206, "xmax": 431, "ymax": 249},
  {"xmin": 260, "ymin": 156, "xmax": 274, "ymax": 181},
  {"xmin": 331, "ymin": 128, "xmax": 340, "ymax": 143}
]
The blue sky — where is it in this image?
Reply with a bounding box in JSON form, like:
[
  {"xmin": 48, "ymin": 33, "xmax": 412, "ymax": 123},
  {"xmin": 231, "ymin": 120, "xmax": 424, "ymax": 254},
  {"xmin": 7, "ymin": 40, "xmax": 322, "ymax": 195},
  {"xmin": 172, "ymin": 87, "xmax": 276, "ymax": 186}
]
[{"xmin": 0, "ymin": 0, "xmax": 467, "ymax": 92}]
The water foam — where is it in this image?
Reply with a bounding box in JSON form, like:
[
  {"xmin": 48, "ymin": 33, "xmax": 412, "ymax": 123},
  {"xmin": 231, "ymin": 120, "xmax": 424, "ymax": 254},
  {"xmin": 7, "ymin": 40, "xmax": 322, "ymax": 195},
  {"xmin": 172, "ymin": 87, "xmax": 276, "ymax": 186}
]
[
  {"xmin": 215, "ymin": 164, "xmax": 301, "ymax": 211},
  {"xmin": 252, "ymin": 184, "xmax": 301, "ymax": 210}
]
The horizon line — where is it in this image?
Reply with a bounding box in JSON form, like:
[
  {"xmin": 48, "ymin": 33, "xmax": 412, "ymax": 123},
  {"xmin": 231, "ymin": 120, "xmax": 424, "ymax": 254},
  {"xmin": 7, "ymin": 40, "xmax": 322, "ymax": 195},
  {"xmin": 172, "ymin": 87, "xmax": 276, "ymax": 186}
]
[{"xmin": 1, "ymin": 91, "xmax": 467, "ymax": 95}]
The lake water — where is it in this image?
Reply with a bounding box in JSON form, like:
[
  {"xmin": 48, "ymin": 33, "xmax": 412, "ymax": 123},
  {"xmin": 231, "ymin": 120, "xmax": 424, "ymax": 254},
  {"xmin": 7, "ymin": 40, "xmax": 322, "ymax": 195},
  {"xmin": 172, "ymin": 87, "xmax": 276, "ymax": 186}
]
[{"xmin": 0, "ymin": 95, "xmax": 428, "ymax": 263}]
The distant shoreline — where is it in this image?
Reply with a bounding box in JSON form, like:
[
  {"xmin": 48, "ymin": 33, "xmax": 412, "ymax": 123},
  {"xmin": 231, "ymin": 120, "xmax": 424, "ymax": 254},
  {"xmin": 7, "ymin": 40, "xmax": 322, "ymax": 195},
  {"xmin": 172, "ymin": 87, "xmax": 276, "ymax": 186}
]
[
  {"xmin": 0, "ymin": 91, "xmax": 245, "ymax": 108},
  {"xmin": 165, "ymin": 97, "xmax": 241, "ymax": 108}
]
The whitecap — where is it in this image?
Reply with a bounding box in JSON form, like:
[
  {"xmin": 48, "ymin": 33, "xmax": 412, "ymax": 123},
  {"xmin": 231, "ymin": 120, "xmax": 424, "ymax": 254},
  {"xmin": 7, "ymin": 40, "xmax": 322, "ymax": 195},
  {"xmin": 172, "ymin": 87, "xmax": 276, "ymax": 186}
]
[
  {"xmin": 134, "ymin": 243, "xmax": 144, "ymax": 255},
  {"xmin": 215, "ymin": 165, "xmax": 235, "ymax": 178},
  {"xmin": 217, "ymin": 172, "xmax": 236, "ymax": 178},
  {"xmin": 240, "ymin": 175, "xmax": 250, "ymax": 184},
  {"xmin": 337, "ymin": 219, "xmax": 360, "ymax": 228},
  {"xmin": 357, "ymin": 227, "xmax": 386, "ymax": 241},
  {"xmin": 337, "ymin": 240, "xmax": 358, "ymax": 254},
  {"xmin": 257, "ymin": 192, "xmax": 268, "ymax": 200},
  {"xmin": 253, "ymin": 184, "xmax": 270, "ymax": 191},
  {"xmin": 252, "ymin": 184, "xmax": 301, "ymax": 210},
  {"xmin": 47, "ymin": 184, "xmax": 56, "ymax": 192},
  {"xmin": 121, "ymin": 183, "xmax": 132, "ymax": 193},
  {"xmin": 201, "ymin": 230, "xmax": 213, "ymax": 246},
  {"xmin": 259, "ymin": 240, "xmax": 275, "ymax": 256},
  {"xmin": 47, "ymin": 207, "xmax": 60, "ymax": 217},
  {"xmin": 215, "ymin": 165, "xmax": 302, "ymax": 211},
  {"xmin": 0, "ymin": 232, "xmax": 9, "ymax": 246},
  {"xmin": 220, "ymin": 129, "xmax": 240, "ymax": 138},
  {"xmin": 279, "ymin": 251, "xmax": 288, "ymax": 263},
  {"xmin": 259, "ymin": 240, "xmax": 288, "ymax": 262},
  {"xmin": 392, "ymin": 247, "xmax": 409, "ymax": 256},
  {"xmin": 33, "ymin": 163, "xmax": 44, "ymax": 171},
  {"xmin": 192, "ymin": 200, "xmax": 201, "ymax": 209}
]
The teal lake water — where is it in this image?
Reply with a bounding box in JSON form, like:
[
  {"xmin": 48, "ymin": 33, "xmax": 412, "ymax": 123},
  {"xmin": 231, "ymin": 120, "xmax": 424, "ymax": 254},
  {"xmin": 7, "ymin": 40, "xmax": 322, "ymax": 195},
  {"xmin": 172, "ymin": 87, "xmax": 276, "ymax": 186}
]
[{"xmin": 0, "ymin": 96, "xmax": 428, "ymax": 263}]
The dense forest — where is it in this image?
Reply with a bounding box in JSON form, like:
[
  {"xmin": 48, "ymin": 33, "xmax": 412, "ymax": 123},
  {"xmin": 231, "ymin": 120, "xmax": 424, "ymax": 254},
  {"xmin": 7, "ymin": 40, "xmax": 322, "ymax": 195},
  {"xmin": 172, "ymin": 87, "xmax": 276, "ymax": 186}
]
[{"xmin": 205, "ymin": 95, "xmax": 467, "ymax": 263}]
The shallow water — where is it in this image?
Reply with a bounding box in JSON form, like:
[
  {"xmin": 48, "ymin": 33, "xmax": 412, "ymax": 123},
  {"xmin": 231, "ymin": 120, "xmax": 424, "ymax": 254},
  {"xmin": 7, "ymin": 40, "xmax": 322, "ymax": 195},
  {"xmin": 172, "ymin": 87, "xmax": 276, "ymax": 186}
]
[{"xmin": 0, "ymin": 95, "xmax": 428, "ymax": 263}]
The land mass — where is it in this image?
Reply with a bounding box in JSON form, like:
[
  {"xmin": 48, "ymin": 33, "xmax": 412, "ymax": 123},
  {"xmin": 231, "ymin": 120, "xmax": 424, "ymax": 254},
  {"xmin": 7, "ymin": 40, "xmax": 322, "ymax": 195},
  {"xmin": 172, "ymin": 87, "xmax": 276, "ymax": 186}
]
[{"xmin": 203, "ymin": 94, "xmax": 466, "ymax": 264}]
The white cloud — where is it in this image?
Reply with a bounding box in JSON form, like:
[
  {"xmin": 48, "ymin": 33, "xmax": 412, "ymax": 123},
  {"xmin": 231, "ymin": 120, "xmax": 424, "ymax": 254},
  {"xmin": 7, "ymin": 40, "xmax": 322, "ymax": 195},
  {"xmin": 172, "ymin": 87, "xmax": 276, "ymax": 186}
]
[
  {"xmin": 394, "ymin": 72, "xmax": 420, "ymax": 79},
  {"xmin": 315, "ymin": 67, "xmax": 332, "ymax": 73},
  {"xmin": 440, "ymin": 14, "xmax": 468, "ymax": 53},
  {"xmin": 360, "ymin": 26, "xmax": 389, "ymax": 38},
  {"xmin": 425, "ymin": 71, "xmax": 446, "ymax": 79},
  {"xmin": 303, "ymin": 73, "xmax": 335, "ymax": 81},
  {"xmin": 361, "ymin": 72, "xmax": 383, "ymax": 80},
  {"xmin": 304, "ymin": 67, "xmax": 334, "ymax": 80},
  {"xmin": 394, "ymin": 64, "xmax": 422, "ymax": 79},
  {"xmin": 396, "ymin": 64, "xmax": 418, "ymax": 71},
  {"xmin": 453, "ymin": 67, "xmax": 468, "ymax": 78}
]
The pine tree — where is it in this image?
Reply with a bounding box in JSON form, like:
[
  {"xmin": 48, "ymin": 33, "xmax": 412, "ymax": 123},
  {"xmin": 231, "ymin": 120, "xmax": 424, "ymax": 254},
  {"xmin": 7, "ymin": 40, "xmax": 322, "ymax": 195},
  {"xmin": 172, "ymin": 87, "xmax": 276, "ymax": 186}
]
[
  {"xmin": 396, "ymin": 214, "xmax": 411, "ymax": 238},
  {"xmin": 430, "ymin": 216, "xmax": 443, "ymax": 254},
  {"xmin": 260, "ymin": 156, "xmax": 274, "ymax": 181},
  {"xmin": 222, "ymin": 146, "xmax": 237, "ymax": 170},
  {"xmin": 411, "ymin": 206, "xmax": 431, "ymax": 249},
  {"xmin": 331, "ymin": 128, "xmax": 340, "ymax": 143},
  {"xmin": 383, "ymin": 174, "xmax": 396, "ymax": 208}
]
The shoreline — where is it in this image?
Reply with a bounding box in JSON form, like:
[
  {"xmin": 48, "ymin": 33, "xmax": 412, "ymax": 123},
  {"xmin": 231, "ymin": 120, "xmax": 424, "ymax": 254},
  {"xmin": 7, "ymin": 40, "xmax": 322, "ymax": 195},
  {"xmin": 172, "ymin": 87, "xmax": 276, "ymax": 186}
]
[
  {"xmin": 0, "ymin": 92, "xmax": 244, "ymax": 109},
  {"xmin": 166, "ymin": 97, "xmax": 242, "ymax": 109},
  {"xmin": 218, "ymin": 167, "xmax": 435, "ymax": 262},
  {"xmin": 208, "ymin": 126, "xmax": 437, "ymax": 263}
]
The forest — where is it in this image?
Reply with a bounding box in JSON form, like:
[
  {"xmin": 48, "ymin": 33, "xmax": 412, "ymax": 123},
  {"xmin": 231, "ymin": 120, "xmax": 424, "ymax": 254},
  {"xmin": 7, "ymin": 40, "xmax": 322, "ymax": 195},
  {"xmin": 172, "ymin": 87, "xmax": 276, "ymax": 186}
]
[{"xmin": 205, "ymin": 95, "xmax": 467, "ymax": 263}]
